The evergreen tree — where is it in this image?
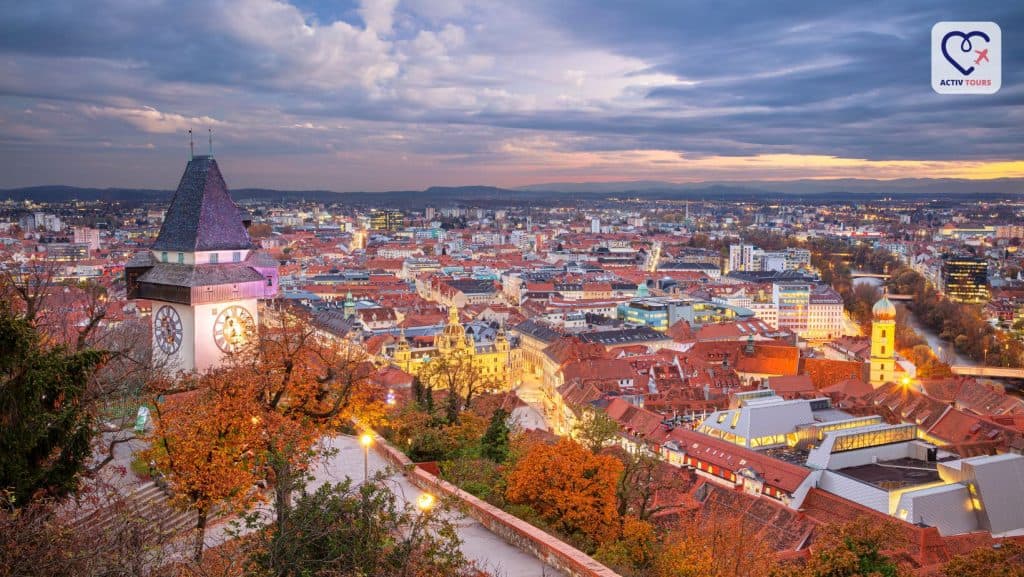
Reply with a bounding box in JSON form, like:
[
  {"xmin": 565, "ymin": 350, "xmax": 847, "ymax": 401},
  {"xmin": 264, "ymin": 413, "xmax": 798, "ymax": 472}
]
[
  {"xmin": 412, "ymin": 376, "xmax": 424, "ymax": 407},
  {"xmin": 425, "ymin": 385, "xmax": 435, "ymax": 413},
  {"xmin": 0, "ymin": 304, "xmax": 106, "ymax": 508},
  {"xmin": 481, "ymin": 408, "xmax": 511, "ymax": 462}
]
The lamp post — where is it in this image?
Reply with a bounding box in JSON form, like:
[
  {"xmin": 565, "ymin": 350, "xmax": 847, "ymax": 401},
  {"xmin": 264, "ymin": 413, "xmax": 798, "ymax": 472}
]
[
  {"xmin": 416, "ymin": 492, "xmax": 435, "ymax": 513},
  {"xmin": 359, "ymin": 433, "xmax": 373, "ymax": 482},
  {"xmin": 401, "ymin": 493, "xmax": 436, "ymax": 577}
]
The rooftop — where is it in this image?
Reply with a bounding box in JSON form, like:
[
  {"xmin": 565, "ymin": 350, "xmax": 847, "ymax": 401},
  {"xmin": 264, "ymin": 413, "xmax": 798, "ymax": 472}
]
[
  {"xmin": 838, "ymin": 458, "xmax": 942, "ymax": 490},
  {"xmin": 152, "ymin": 156, "xmax": 253, "ymax": 252}
]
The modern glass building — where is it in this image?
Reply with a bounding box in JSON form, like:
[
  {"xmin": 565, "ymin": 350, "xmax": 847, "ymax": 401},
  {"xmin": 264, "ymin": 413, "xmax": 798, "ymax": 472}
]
[{"xmin": 942, "ymin": 256, "xmax": 989, "ymax": 303}]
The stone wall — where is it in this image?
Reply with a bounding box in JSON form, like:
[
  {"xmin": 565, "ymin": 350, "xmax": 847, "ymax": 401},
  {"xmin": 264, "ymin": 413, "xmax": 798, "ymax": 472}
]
[{"xmin": 371, "ymin": 435, "xmax": 622, "ymax": 577}]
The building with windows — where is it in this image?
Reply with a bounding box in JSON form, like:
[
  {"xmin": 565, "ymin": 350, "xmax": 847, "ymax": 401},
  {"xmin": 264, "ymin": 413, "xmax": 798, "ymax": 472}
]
[
  {"xmin": 870, "ymin": 294, "xmax": 896, "ymax": 386},
  {"xmin": 125, "ymin": 154, "xmax": 279, "ymax": 373},
  {"xmin": 727, "ymin": 244, "xmax": 811, "ymax": 273},
  {"xmin": 390, "ymin": 306, "xmax": 516, "ymax": 389},
  {"xmin": 651, "ymin": 388, "xmax": 1024, "ymax": 535},
  {"xmin": 369, "ymin": 209, "xmax": 404, "ymax": 231},
  {"xmin": 942, "ymin": 255, "xmax": 989, "ymax": 303},
  {"xmin": 620, "ymin": 299, "xmax": 669, "ymax": 331}
]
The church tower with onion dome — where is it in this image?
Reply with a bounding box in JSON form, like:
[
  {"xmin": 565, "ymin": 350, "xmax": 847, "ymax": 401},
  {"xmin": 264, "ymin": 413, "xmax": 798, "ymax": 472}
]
[
  {"xmin": 870, "ymin": 293, "xmax": 897, "ymax": 387},
  {"xmin": 126, "ymin": 154, "xmax": 279, "ymax": 373}
]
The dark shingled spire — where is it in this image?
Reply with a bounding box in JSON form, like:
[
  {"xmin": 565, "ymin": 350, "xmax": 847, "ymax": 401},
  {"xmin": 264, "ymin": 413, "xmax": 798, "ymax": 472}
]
[{"xmin": 153, "ymin": 155, "xmax": 252, "ymax": 252}]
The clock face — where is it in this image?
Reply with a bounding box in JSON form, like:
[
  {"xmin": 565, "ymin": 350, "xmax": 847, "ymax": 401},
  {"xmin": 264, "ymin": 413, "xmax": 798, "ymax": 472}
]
[
  {"xmin": 213, "ymin": 306, "xmax": 255, "ymax": 354},
  {"xmin": 154, "ymin": 305, "xmax": 183, "ymax": 355}
]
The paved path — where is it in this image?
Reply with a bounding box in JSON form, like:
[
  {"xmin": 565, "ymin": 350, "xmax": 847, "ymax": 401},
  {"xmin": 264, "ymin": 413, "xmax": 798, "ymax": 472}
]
[
  {"xmin": 311, "ymin": 436, "xmax": 562, "ymax": 577},
  {"xmin": 203, "ymin": 436, "xmax": 561, "ymax": 577}
]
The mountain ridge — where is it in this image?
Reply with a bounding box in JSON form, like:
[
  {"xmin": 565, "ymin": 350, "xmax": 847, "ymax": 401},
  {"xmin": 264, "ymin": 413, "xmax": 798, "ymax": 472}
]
[{"xmin": 2, "ymin": 178, "xmax": 1022, "ymax": 206}]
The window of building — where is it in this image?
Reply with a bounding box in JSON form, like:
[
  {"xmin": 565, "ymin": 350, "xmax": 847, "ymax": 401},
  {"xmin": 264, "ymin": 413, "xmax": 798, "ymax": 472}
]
[
  {"xmin": 233, "ymin": 251, "xmax": 241, "ymax": 262},
  {"xmin": 209, "ymin": 252, "xmax": 219, "ymax": 264},
  {"xmin": 881, "ymin": 329, "xmax": 886, "ymax": 338},
  {"xmin": 161, "ymin": 251, "xmax": 168, "ymax": 262},
  {"xmin": 177, "ymin": 252, "xmax": 184, "ymax": 264},
  {"xmin": 881, "ymin": 346, "xmax": 886, "ymax": 355}
]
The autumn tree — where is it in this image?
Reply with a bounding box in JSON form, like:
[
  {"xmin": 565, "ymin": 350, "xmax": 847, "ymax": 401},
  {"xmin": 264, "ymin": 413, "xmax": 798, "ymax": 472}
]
[
  {"xmin": 505, "ymin": 437, "xmax": 623, "ymax": 547},
  {"xmin": 613, "ymin": 449, "xmax": 693, "ymax": 521},
  {"xmin": 406, "ymin": 411, "xmax": 488, "ymax": 463},
  {"xmin": 594, "ymin": 516, "xmax": 659, "ymax": 577},
  {"xmin": 573, "ymin": 405, "xmax": 621, "ymax": 453},
  {"xmin": 0, "ymin": 487, "xmax": 177, "ymax": 577},
  {"xmin": 654, "ymin": 507, "xmax": 776, "ymax": 577},
  {"xmin": 418, "ymin": 347, "xmax": 494, "ymax": 424},
  {"xmin": 0, "ymin": 303, "xmax": 107, "ymax": 507},
  {"xmin": 245, "ymin": 304, "xmax": 384, "ymax": 531},
  {"xmin": 145, "ymin": 369, "xmax": 265, "ymax": 561},
  {"xmin": 786, "ymin": 518, "xmax": 909, "ymax": 577},
  {"xmin": 942, "ymin": 541, "xmax": 1024, "ymax": 577}
]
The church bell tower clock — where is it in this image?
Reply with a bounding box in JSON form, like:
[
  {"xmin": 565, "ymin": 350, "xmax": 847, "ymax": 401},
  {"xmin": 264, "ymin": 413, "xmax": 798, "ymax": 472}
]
[{"xmin": 126, "ymin": 154, "xmax": 279, "ymax": 373}]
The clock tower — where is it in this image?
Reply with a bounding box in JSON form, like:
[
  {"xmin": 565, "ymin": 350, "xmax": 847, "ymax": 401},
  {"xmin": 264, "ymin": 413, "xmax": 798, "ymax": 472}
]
[{"xmin": 126, "ymin": 155, "xmax": 279, "ymax": 373}]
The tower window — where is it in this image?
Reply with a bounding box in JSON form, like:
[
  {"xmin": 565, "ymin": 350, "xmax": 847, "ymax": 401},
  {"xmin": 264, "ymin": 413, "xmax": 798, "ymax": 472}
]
[
  {"xmin": 881, "ymin": 329, "xmax": 886, "ymax": 338},
  {"xmin": 881, "ymin": 346, "xmax": 886, "ymax": 355}
]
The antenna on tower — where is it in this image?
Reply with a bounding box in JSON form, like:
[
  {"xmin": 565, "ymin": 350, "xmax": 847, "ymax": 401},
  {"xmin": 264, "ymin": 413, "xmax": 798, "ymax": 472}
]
[
  {"xmin": 208, "ymin": 128, "xmax": 214, "ymax": 157},
  {"xmin": 188, "ymin": 129, "xmax": 194, "ymax": 161}
]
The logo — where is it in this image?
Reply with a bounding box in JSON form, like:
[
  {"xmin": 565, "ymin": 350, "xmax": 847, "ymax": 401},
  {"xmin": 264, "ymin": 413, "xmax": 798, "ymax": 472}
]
[{"xmin": 932, "ymin": 22, "xmax": 1001, "ymax": 94}]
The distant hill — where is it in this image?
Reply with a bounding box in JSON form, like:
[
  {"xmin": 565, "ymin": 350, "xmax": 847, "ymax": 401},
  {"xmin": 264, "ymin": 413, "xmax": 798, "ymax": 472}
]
[
  {"xmin": 517, "ymin": 177, "xmax": 1024, "ymax": 195},
  {"xmin": 3, "ymin": 178, "xmax": 1022, "ymax": 207}
]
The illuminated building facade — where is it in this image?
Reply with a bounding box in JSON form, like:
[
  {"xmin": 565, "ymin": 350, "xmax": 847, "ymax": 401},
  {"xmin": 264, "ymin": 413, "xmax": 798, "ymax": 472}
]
[
  {"xmin": 125, "ymin": 155, "xmax": 279, "ymax": 372},
  {"xmin": 870, "ymin": 295, "xmax": 896, "ymax": 386},
  {"xmin": 391, "ymin": 306, "xmax": 516, "ymax": 387},
  {"xmin": 369, "ymin": 209, "xmax": 404, "ymax": 231},
  {"xmin": 942, "ymin": 256, "xmax": 989, "ymax": 303}
]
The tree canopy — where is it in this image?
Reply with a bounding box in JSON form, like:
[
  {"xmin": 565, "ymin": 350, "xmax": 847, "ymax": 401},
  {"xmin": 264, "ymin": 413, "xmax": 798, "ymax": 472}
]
[
  {"xmin": 505, "ymin": 437, "xmax": 623, "ymax": 546},
  {"xmin": 0, "ymin": 303, "xmax": 107, "ymax": 508}
]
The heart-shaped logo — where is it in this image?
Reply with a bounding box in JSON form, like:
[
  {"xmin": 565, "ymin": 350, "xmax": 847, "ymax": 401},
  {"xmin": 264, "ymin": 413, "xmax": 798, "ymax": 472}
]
[{"xmin": 941, "ymin": 30, "xmax": 990, "ymax": 76}]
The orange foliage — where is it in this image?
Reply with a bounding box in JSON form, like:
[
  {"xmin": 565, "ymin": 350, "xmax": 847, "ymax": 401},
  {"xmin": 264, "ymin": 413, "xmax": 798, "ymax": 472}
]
[
  {"xmin": 595, "ymin": 516, "xmax": 659, "ymax": 576},
  {"xmin": 252, "ymin": 307, "xmax": 384, "ymax": 430},
  {"xmin": 146, "ymin": 368, "xmax": 264, "ymax": 516},
  {"xmin": 505, "ymin": 437, "xmax": 623, "ymax": 545},
  {"xmin": 654, "ymin": 507, "xmax": 776, "ymax": 577}
]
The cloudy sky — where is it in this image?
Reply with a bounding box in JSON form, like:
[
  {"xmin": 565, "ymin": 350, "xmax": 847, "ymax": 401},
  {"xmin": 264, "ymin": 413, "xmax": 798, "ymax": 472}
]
[{"xmin": 0, "ymin": 1, "xmax": 1021, "ymax": 190}]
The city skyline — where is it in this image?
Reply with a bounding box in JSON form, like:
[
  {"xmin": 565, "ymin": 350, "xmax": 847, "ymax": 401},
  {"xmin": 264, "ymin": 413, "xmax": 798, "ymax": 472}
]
[{"xmin": 1, "ymin": 0, "xmax": 1022, "ymax": 190}]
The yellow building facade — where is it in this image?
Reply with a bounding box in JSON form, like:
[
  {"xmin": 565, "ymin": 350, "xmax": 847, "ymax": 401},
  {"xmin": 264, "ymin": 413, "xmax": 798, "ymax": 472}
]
[
  {"xmin": 392, "ymin": 307, "xmax": 516, "ymax": 389},
  {"xmin": 870, "ymin": 295, "xmax": 896, "ymax": 387}
]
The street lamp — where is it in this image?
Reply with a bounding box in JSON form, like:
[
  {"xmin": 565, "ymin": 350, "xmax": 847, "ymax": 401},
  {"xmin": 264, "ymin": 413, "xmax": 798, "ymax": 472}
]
[
  {"xmin": 360, "ymin": 433, "xmax": 373, "ymax": 482},
  {"xmin": 416, "ymin": 492, "xmax": 435, "ymax": 513}
]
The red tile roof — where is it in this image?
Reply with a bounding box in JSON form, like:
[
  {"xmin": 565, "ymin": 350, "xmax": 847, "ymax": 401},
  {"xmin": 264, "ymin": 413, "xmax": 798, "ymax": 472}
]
[{"xmin": 667, "ymin": 428, "xmax": 810, "ymax": 493}]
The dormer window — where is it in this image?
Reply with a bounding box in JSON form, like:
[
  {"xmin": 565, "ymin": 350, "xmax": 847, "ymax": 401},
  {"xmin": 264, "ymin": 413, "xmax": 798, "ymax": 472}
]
[
  {"xmin": 209, "ymin": 252, "xmax": 219, "ymax": 264},
  {"xmin": 161, "ymin": 251, "xmax": 168, "ymax": 262},
  {"xmin": 233, "ymin": 251, "xmax": 241, "ymax": 262},
  {"xmin": 177, "ymin": 252, "xmax": 184, "ymax": 264}
]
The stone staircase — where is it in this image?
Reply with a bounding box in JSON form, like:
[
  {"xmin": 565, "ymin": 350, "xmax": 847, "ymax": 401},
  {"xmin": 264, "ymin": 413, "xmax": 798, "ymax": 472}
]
[{"xmin": 77, "ymin": 481, "xmax": 198, "ymax": 536}]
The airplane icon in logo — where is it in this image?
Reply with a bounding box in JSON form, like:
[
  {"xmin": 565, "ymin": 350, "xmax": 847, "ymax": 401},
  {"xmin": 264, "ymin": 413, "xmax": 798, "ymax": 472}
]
[{"xmin": 974, "ymin": 49, "xmax": 989, "ymax": 65}]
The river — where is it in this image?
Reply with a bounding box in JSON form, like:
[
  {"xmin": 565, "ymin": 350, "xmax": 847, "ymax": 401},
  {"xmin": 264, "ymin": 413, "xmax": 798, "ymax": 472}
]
[{"xmin": 851, "ymin": 275, "xmax": 979, "ymax": 367}]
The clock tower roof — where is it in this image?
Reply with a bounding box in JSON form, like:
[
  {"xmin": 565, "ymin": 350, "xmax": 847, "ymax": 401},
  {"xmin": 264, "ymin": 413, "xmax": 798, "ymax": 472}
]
[{"xmin": 153, "ymin": 155, "xmax": 253, "ymax": 252}]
